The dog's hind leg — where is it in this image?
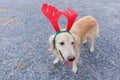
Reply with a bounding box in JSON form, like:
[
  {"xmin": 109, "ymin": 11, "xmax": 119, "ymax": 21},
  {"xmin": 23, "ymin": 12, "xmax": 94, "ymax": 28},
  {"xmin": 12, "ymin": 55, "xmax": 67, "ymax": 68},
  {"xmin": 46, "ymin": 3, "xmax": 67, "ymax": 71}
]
[
  {"xmin": 90, "ymin": 25, "xmax": 99, "ymax": 52},
  {"xmin": 90, "ymin": 37, "xmax": 95, "ymax": 52},
  {"xmin": 89, "ymin": 27, "xmax": 98, "ymax": 52}
]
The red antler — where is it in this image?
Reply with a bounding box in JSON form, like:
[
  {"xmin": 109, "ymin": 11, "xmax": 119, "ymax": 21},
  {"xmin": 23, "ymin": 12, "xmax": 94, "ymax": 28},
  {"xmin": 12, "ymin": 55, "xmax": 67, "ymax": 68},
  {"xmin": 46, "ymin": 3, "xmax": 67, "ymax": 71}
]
[
  {"xmin": 41, "ymin": 3, "xmax": 62, "ymax": 32},
  {"xmin": 62, "ymin": 8, "xmax": 78, "ymax": 31}
]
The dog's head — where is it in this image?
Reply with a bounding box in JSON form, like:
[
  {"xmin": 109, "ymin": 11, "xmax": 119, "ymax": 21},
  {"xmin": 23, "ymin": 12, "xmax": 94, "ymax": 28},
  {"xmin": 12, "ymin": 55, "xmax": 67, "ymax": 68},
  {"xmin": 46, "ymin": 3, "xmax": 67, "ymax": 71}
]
[{"xmin": 49, "ymin": 32, "xmax": 80, "ymax": 66}]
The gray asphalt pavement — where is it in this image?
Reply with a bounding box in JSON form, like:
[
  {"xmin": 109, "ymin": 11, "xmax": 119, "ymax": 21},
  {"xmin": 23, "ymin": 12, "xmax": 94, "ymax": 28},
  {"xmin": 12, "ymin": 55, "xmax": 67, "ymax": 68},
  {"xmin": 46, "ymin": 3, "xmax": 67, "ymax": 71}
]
[{"xmin": 0, "ymin": 0, "xmax": 120, "ymax": 80}]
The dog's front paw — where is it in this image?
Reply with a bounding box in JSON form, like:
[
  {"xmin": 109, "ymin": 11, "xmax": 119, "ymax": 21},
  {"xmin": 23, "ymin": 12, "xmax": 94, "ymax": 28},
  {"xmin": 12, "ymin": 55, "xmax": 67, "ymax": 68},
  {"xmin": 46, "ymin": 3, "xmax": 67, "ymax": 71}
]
[
  {"xmin": 53, "ymin": 58, "xmax": 59, "ymax": 64},
  {"xmin": 72, "ymin": 66, "xmax": 78, "ymax": 73}
]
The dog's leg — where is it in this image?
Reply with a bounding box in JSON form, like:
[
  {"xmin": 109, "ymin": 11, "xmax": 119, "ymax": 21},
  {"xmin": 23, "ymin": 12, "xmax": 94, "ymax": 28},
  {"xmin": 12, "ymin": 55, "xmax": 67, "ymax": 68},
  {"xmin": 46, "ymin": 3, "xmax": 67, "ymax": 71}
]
[
  {"xmin": 72, "ymin": 52, "xmax": 79, "ymax": 73},
  {"xmin": 90, "ymin": 37, "xmax": 95, "ymax": 52},
  {"xmin": 83, "ymin": 39, "xmax": 87, "ymax": 44},
  {"xmin": 72, "ymin": 60, "xmax": 78, "ymax": 73},
  {"xmin": 53, "ymin": 58, "xmax": 59, "ymax": 64}
]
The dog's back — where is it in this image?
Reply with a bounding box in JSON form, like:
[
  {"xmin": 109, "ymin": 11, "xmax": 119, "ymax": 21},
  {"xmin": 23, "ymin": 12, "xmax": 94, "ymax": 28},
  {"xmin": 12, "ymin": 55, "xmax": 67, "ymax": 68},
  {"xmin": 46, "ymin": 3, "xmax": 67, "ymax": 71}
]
[{"xmin": 71, "ymin": 16, "xmax": 98, "ymax": 44}]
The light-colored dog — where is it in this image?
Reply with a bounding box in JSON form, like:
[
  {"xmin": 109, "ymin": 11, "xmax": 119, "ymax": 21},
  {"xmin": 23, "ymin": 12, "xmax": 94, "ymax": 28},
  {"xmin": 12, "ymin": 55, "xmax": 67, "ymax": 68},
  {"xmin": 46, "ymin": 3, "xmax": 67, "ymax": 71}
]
[{"xmin": 49, "ymin": 16, "xmax": 99, "ymax": 73}]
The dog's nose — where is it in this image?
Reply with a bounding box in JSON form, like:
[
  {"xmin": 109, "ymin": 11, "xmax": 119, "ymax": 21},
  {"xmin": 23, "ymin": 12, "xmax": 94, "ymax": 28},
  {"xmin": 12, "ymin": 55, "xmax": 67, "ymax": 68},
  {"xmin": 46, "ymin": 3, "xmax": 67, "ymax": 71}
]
[{"xmin": 67, "ymin": 56, "xmax": 75, "ymax": 62}]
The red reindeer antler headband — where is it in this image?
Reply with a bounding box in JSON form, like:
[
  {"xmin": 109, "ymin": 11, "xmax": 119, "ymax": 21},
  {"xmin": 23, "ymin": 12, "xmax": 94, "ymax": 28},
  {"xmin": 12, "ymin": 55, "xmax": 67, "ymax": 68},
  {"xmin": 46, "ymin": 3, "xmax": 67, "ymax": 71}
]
[
  {"xmin": 41, "ymin": 3, "xmax": 78, "ymax": 32},
  {"xmin": 42, "ymin": 3, "xmax": 78, "ymax": 49}
]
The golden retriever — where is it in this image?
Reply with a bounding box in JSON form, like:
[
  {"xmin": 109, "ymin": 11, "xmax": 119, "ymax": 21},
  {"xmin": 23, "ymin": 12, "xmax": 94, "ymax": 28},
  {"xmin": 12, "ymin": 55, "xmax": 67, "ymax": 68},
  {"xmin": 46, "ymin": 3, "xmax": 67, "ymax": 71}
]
[{"xmin": 49, "ymin": 16, "xmax": 99, "ymax": 73}]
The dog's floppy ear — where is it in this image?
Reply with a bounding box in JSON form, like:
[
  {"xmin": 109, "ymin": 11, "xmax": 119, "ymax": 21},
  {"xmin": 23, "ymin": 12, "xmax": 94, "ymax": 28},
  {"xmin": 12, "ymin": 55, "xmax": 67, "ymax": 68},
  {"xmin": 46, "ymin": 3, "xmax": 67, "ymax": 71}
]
[
  {"xmin": 49, "ymin": 35, "xmax": 54, "ymax": 50},
  {"xmin": 49, "ymin": 35, "xmax": 58, "ymax": 54},
  {"xmin": 73, "ymin": 35, "xmax": 80, "ymax": 50}
]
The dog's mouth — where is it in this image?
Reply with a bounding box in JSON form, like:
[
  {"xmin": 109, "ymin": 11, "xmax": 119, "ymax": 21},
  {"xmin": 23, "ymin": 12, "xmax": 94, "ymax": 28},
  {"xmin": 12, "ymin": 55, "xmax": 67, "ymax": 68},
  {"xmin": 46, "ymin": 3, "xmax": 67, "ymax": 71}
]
[
  {"xmin": 63, "ymin": 59, "xmax": 73, "ymax": 66},
  {"xmin": 59, "ymin": 50, "xmax": 73, "ymax": 66}
]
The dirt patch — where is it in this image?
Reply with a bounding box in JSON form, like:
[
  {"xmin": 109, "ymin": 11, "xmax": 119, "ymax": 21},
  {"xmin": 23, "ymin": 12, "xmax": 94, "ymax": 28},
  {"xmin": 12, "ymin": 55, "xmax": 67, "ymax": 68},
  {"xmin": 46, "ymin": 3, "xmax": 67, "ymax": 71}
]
[
  {"xmin": 0, "ymin": 8, "xmax": 9, "ymax": 12},
  {"xmin": 6, "ymin": 16, "xmax": 16, "ymax": 24}
]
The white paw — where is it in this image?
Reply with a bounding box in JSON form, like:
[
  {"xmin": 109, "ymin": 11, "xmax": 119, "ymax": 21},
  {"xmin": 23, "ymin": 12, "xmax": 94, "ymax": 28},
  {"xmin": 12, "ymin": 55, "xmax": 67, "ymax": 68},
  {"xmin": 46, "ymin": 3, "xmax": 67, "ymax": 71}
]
[
  {"xmin": 90, "ymin": 47, "xmax": 94, "ymax": 52},
  {"xmin": 53, "ymin": 58, "xmax": 59, "ymax": 64},
  {"xmin": 72, "ymin": 66, "xmax": 78, "ymax": 73}
]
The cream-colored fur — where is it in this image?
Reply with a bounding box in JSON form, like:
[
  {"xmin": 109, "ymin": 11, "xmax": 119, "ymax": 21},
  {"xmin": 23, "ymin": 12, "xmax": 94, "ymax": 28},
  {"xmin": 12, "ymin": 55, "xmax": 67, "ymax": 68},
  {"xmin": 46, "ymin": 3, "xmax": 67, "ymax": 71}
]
[{"xmin": 49, "ymin": 16, "xmax": 99, "ymax": 73}]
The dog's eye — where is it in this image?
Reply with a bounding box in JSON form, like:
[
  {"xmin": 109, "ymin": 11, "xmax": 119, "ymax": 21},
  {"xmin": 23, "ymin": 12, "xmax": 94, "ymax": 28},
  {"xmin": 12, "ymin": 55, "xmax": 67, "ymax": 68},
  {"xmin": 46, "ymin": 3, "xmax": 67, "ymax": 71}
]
[
  {"xmin": 59, "ymin": 42, "xmax": 64, "ymax": 45},
  {"xmin": 71, "ymin": 42, "xmax": 74, "ymax": 45}
]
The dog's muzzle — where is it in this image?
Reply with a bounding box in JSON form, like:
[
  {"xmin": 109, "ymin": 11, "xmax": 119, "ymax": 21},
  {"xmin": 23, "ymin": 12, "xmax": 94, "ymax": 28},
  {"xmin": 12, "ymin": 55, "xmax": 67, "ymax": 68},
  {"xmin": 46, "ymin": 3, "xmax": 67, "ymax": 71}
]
[{"xmin": 58, "ymin": 50, "xmax": 75, "ymax": 66}]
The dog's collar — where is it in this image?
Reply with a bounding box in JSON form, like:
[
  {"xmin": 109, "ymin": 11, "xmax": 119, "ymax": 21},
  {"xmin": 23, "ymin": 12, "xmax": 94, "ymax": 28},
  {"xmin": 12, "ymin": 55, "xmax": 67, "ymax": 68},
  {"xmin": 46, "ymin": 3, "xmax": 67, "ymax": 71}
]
[{"xmin": 53, "ymin": 30, "xmax": 73, "ymax": 49}]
